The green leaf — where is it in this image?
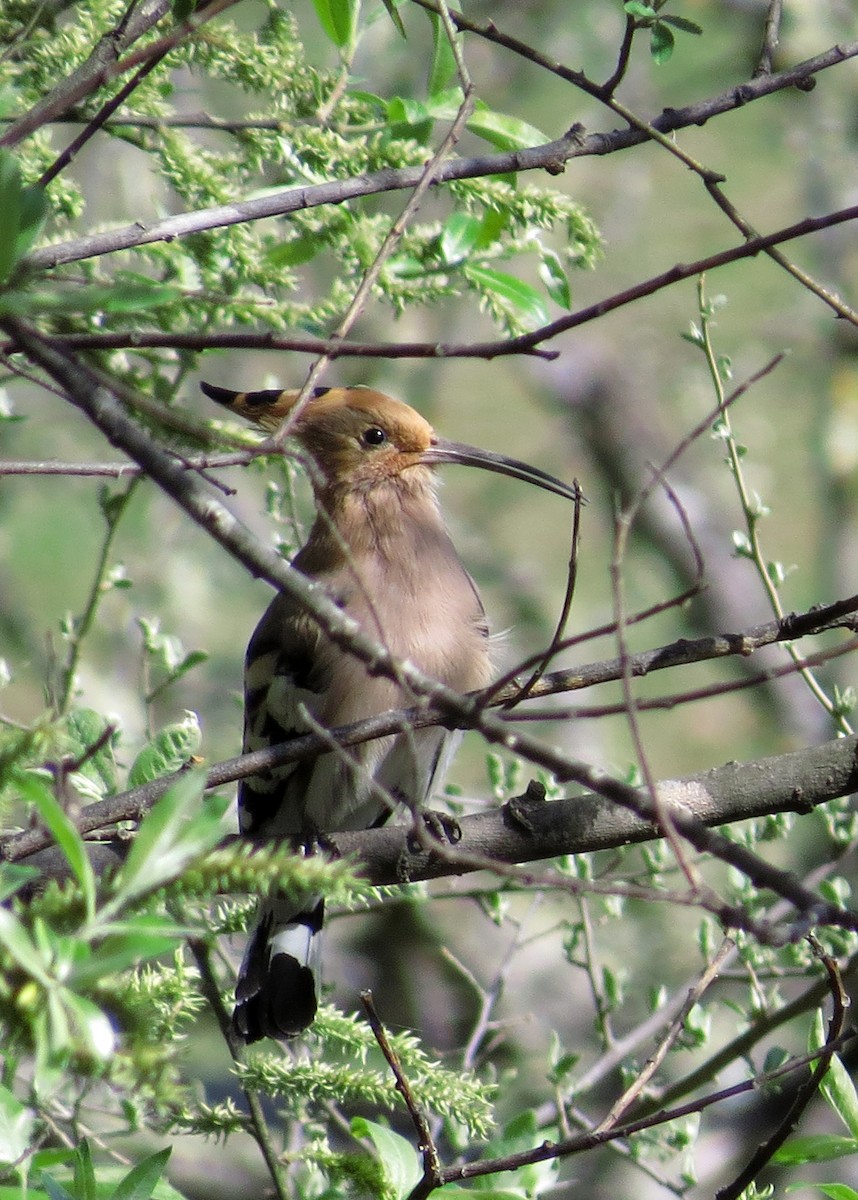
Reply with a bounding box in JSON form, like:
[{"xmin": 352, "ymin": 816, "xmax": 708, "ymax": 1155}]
[
  {"xmin": 661, "ymin": 14, "xmax": 703, "ymax": 34},
  {"xmin": 386, "ymin": 96, "xmax": 430, "ymax": 126},
  {"xmin": 0, "ymin": 907, "xmax": 52, "ymax": 988},
  {"xmin": 0, "ymin": 1083, "xmax": 34, "ymax": 1167},
  {"xmin": 128, "ymin": 711, "xmax": 201, "ymax": 787},
  {"xmin": 797, "ymin": 1187, "xmax": 858, "ymax": 1200},
  {"xmin": 429, "ymin": 1189, "xmax": 524, "ymax": 1199},
  {"xmin": 424, "ymin": 88, "xmax": 466, "ymax": 120},
  {"xmin": 650, "ymin": 21, "xmax": 675, "ymax": 63},
  {"xmin": 40, "ymin": 1175, "xmax": 75, "ymax": 1200},
  {"xmin": 465, "ymin": 264, "xmax": 550, "ymax": 328},
  {"xmin": 0, "ymin": 283, "xmax": 180, "ymax": 319},
  {"xmin": 310, "ymin": 0, "xmax": 360, "ymax": 48},
  {"xmin": 88, "ymin": 283, "xmax": 181, "ymax": 315},
  {"xmin": 13, "ymin": 184, "xmax": 46, "ymax": 265},
  {"xmin": 624, "ymin": 0, "xmax": 657, "ymax": 18},
  {"xmin": 0, "ymin": 863, "xmax": 38, "ymax": 903},
  {"xmin": 71, "ymin": 916, "xmax": 182, "ymax": 987},
  {"xmin": 440, "ymin": 213, "xmax": 481, "ymax": 264},
  {"xmin": 14, "ymin": 771, "xmax": 96, "ymax": 921},
  {"xmin": 476, "ymin": 206, "xmax": 511, "ymax": 248},
  {"xmin": 73, "ymin": 1138, "xmax": 96, "ymax": 1200},
  {"xmin": 467, "ymin": 102, "xmax": 548, "ymax": 152},
  {"xmin": 0, "ymin": 151, "xmax": 23, "ymax": 282},
  {"xmin": 811, "ymin": 1015, "xmax": 858, "ymax": 1139},
  {"xmin": 66, "ymin": 709, "xmax": 117, "ymax": 794},
  {"xmin": 538, "ymin": 247, "xmax": 571, "ymax": 308},
  {"xmin": 110, "ymin": 1146, "xmax": 171, "ymax": 1200},
  {"xmin": 378, "ymin": 0, "xmax": 406, "ymax": 38},
  {"xmin": 427, "ymin": 10, "xmax": 458, "ymax": 96},
  {"xmin": 773, "ymin": 1134, "xmax": 858, "ymax": 1165},
  {"xmin": 109, "ymin": 770, "xmax": 224, "ymax": 906},
  {"xmin": 351, "ymin": 1119, "xmax": 422, "ymax": 1200},
  {"xmin": 31, "ymin": 1150, "xmax": 75, "ymax": 1173},
  {"xmin": 266, "ymin": 234, "xmax": 321, "ymax": 268}
]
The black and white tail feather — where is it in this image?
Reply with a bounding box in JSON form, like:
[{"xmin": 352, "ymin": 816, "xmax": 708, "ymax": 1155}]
[{"xmin": 233, "ymin": 896, "xmax": 325, "ymax": 1042}]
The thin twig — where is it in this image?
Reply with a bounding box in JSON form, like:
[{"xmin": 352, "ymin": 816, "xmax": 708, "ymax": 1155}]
[
  {"xmin": 715, "ymin": 936, "xmax": 847, "ymax": 1200},
  {"xmin": 187, "ymin": 938, "xmax": 291, "ymax": 1200},
  {"xmin": 0, "ymin": 452, "xmax": 254, "ymax": 477},
  {"xmin": 755, "ymin": 0, "xmax": 784, "ymax": 76},
  {"xmin": 56, "ymin": 478, "xmax": 139, "ymax": 714},
  {"xmin": 360, "ymin": 991, "xmax": 442, "ymax": 1197},
  {"xmin": 503, "ymin": 485, "xmax": 583, "ymax": 707},
  {"xmin": 592, "ymin": 938, "xmax": 735, "ymax": 1133},
  {"xmin": 439, "ymin": 1037, "xmax": 854, "ymax": 1187},
  {"xmin": 38, "ymin": 41, "xmax": 173, "ymax": 187}
]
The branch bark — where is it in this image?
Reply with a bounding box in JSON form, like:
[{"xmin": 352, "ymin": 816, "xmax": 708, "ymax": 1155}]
[
  {"xmin": 18, "ymin": 734, "xmax": 858, "ymax": 893},
  {"xmin": 3, "ymin": 592, "xmax": 856, "ymax": 863}
]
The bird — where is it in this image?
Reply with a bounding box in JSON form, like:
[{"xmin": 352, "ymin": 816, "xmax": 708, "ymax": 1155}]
[{"xmin": 201, "ymin": 379, "xmax": 580, "ymax": 1043}]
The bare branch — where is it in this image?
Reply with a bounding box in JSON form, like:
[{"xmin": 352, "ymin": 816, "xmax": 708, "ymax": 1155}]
[
  {"xmin": 22, "ymin": 39, "xmax": 858, "ymax": 273},
  {"xmin": 16, "ymin": 735, "xmax": 858, "ymax": 914},
  {"xmin": 361, "ymin": 991, "xmax": 442, "ymax": 1200},
  {"xmin": 755, "ymin": 0, "xmax": 784, "ymax": 76},
  {"xmin": 0, "ymin": 452, "xmax": 254, "ymax": 477},
  {"xmin": 4, "ymin": 592, "xmax": 857, "ymax": 863}
]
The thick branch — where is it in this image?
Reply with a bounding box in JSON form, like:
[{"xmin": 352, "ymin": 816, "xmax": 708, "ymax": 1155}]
[
  {"xmin": 19, "ymin": 735, "xmax": 858, "ymax": 893},
  {"xmin": 3, "ymin": 593, "xmax": 856, "ymax": 863}
]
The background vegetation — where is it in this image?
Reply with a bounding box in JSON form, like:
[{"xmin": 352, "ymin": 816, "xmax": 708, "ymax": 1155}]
[{"xmin": 2, "ymin": 1, "xmax": 858, "ymax": 1197}]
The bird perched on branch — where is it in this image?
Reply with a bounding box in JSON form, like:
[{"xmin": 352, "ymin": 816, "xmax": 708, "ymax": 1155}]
[{"xmin": 202, "ymin": 379, "xmax": 580, "ymax": 1043}]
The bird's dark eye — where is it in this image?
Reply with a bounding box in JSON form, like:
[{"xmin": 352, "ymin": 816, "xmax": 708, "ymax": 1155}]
[{"xmin": 361, "ymin": 426, "xmax": 387, "ymax": 446}]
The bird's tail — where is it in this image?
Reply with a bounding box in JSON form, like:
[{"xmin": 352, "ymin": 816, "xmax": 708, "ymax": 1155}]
[{"xmin": 232, "ymin": 897, "xmax": 324, "ymax": 1043}]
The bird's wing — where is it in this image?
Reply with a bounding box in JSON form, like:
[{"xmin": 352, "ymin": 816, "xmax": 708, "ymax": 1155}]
[
  {"xmin": 238, "ymin": 585, "xmax": 400, "ymax": 840},
  {"xmin": 238, "ymin": 590, "xmax": 329, "ymax": 840}
]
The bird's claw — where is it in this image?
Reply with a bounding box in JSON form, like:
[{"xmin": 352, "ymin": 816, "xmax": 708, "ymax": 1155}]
[
  {"xmin": 294, "ymin": 831, "xmax": 336, "ymax": 857},
  {"xmin": 406, "ymin": 808, "xmax": 462, "ymax": 854}
]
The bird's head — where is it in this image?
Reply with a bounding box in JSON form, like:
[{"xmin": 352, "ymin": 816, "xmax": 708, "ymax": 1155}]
[{"xmin": 202, "ymin": 380, "xmax": 581, "ymax": 502}]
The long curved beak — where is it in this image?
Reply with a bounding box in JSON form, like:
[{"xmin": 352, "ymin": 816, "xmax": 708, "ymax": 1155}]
[{"xmin": 422, "ymin": 438, "xmax": 583, "ymax": 503}]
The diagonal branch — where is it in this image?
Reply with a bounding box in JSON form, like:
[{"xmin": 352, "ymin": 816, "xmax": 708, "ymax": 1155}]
[
  {"xmin": 0, "ymin": 0, "xmax": 172, "ymax": 148},
  {"xmin": 15, "ymin": 735, "xmax": 858, "ymax": 923}
]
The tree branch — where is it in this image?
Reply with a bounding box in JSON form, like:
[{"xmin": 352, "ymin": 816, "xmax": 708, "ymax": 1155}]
[
  {"xmin": 3, "ymin": 592, "xmax": 857, "ymax": 862},
  {"xmin": 15, "ymin": 201, "xmax": 858, "ymax": 366},
  {"xmin": 0, "ymin": 0, "xmax": 171, "ymax": 149},
  {"xmin": 17, "ymin": 735, "xmax": 858, "ymax": 902},
  {"xmin": 22, "ymin": 39, "xmax": 858, "ymax": 273}
]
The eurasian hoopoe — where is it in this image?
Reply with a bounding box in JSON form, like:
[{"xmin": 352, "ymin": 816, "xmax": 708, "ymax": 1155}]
[{"xmin": 202, "ymin": 380, "xmax": 579, "ymax": 1043}]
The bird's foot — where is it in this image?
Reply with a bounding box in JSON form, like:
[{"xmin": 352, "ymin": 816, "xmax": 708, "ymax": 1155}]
[
  {"xmin": 406, "ymin": 808, "xmax": 462, "ymax": 854},
  {"xmin": 294, "ymin": 831, "xmax": 337, "ymax": 857}
]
